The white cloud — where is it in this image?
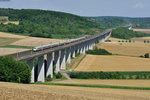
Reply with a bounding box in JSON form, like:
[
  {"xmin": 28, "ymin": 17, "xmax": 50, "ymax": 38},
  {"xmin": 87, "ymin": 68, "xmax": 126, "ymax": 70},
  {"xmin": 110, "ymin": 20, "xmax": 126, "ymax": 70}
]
[{"xmin": 133, "ymin": 2, "xmax": 145, "ymax": 8}]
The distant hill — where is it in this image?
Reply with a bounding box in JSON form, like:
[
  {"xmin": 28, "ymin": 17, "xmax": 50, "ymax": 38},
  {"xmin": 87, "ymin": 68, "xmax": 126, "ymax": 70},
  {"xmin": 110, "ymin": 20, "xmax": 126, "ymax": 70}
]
[
  {"xmin": 0, "ymin": 8, "xmax": 103, "ymax": 39},
  {"xmin": 85, "ymin": 16, "xmax": 150, "ymax": 29},
  {"xmin": 112, "ymin": 27, "xmax": 150, "ymax": 39}
]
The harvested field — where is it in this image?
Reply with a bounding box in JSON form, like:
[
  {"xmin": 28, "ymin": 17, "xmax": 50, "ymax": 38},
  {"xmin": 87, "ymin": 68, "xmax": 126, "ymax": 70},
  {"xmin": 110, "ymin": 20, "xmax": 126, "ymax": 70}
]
[
  {"xmin": 0, "ymin": 48, "xmax": 29, "ymax": 56},
  {"xmin": 0, "ymin": 32, "xmax": 64, "ymax": 55},
  {"xmin": 3, "ymin": 21, "xmax": 19, "ymax": 25},
  {"xmin": 133, "ymin": 29, "xmax": 150, "ymax": 34},
  {"xmin": 96, "ymin": 42, "xmax": 150, "ymax": 56},
  {"xmin": 74, "ymin": 55, "xmax": 150, "ymax": 72},
  {"xmin": 0, "ymin": 82, "xmax": 150, "ymax": 100},
  {"xmin": 0, "ymin": 32, "xmax": 27, "ymax": 39},
  {"xmin": 57, "ymin": 79, "xmax": 150, "ymax": 88},
  {"xmin": 132, "ymin": 37, "xmax": 150, "ymax": 43},
  {"xmin": 0, "ymin": 38, "xmax": 20, "ymax": 46},
  {"xmin": 108, "ymin": 37, "xmax": 122, "ymax": 42},
  {"xmin": 11, "ymin": 37, "xmax": 63, "ymax": 47}
]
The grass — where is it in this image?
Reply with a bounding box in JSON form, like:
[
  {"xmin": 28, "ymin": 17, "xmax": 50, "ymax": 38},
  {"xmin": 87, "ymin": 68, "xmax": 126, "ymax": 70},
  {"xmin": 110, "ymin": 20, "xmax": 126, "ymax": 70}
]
[
  {"xmin": 66, "ymin": 54, "xmax": 86, "ymax": 71},
  {"xmin": 75, "ymin": 55, "xmax": 86, "ymax": 69},
  {"xmin": 0, "ymin": 45, "xmax": 34, "ymax": 49},
  {"xmin": 34, "ymin": 82, "xmax": 150, "ymax": 90}
]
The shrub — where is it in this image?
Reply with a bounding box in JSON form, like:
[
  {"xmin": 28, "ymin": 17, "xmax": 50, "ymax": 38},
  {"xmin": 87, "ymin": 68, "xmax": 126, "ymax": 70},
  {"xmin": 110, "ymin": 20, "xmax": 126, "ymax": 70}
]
[
  {"xmin": 45, "ymin": 75, "xmax": 53, "ymax": 81},
  {"xmin": 55, "ymin": 72, "xmax": 62, "ymax": 79},
  {"xmin": 144, "ymin": 53, "xmax": 149, "ymax": 58},
  {"xmin": 0, "ymin": 56, "xmax": 31, "ymax": 83},
  {"xmin": 105, "ymin": 40, "xmax": 111, "ymax": 42},
  {"xmin": 69, "ymin": 71, "xmax": 150, "ymax": 80},
  {"xmin": 86, "ymin": 47, "xmax": 112, "ymax": 55},
  {"xmin": 75, "ymin": 51, "xmax": 80, "ymax": 57}
]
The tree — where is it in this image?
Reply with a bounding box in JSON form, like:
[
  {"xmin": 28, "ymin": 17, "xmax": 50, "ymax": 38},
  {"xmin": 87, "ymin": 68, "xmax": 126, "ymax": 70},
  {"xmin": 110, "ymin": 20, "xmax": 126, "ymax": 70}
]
[
  {"xmin": 0, "ymin": 56, "xmax": 31, "ymax": 83},
  {"xmin": 144, "ymin": 53, "xmax": 149, "ymax": 58}
]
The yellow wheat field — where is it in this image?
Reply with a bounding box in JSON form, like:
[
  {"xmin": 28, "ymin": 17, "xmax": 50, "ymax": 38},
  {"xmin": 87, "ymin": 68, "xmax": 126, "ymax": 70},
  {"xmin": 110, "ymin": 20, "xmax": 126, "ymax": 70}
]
[
  {"xmin": 0, "ymin": 82, "xmax": 150, "ymax": 100},
  {"xmin": 0, "ymin": 48, "xmax": 29, "ymax": 56},
  {"xmin": 11, "ymin": 37, "xmax": 63, "ymax": 47},
  {"xmin": 74, "ymin": 55, "xmax": 150, "ymax": 72},
  {"xmin": 0, "ymin": 32, "xmax": 27, "ymax": 39},
  {"xmin": 132, "ymin": 37, "xmax": 150, "ymax": 43},
  {"xmin": 57, "ymin": 79, "xmax": 150, "ymax": 88},
  {"xmin": 96, "ymin": 42, "xmax": 150, "ymax": 56},
  {"xmin": 0, "ymin": 32, "xmax": 64, "ymax": 55}
]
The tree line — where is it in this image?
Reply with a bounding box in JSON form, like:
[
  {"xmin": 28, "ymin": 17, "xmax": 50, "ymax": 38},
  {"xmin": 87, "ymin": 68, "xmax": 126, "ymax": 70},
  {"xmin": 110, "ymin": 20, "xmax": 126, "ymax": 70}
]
[{"xmin": 69, "ymin": 71, "xmax": 150, "ymax": 79}]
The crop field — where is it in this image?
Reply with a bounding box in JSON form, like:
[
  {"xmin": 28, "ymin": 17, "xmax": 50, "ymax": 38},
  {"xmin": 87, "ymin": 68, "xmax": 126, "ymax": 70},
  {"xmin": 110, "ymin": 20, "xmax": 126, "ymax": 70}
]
[
  {"xmin": 11, "ymin": 37, "xmax": 62, "ymax": 47},
  {"xmin": 0, "ymin": 37, "xmax": 20, "ymax": 46},
  {"xmin": 0, "ymin": 82, "xmax": 150, "ymax": 100},
  {"xmin": 3, "ymin": 21, "xmax": 19, "ymax": 25},
  {"xmin": 0, "ymin": 48, "xmax": 29, "ymax": 56},
  {"xmin": 0, "ymin": 32, "xmax": 27, "ymax": 39},
  {"xmin": 133, "ymin": 29, "xmax": 150, "ymax": 34},
  {"xmin": 108, "ymin": 37, "xmax": 122, "ymax": 42},
  {"xmin": 0, "ymin": 32, "xmax": 64, "ymax": 56},
  {"xmin": 74, "ymin": 55, "xmax": 150, "ymax": 72},
  {"xmin": 57, "ymin": 79, "xmax": 150, "ymax": 88},
  {"xmin": 96, "ymin": 42, "xmax": 150, "ymax": 56},
  {"xmin": 0, "ymin": 32, "xmax": 63, "ymax": 47},
  {"xmin": 132, "ymin": 37, "xmax": 150, "ymax": 43}
]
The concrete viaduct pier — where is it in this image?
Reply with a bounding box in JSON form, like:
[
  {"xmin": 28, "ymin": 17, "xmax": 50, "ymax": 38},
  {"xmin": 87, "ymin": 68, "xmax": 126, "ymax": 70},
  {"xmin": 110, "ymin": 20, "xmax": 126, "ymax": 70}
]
[{"xmin": 7, "ymin": 30, "xmax": 112, "ymax": 83}]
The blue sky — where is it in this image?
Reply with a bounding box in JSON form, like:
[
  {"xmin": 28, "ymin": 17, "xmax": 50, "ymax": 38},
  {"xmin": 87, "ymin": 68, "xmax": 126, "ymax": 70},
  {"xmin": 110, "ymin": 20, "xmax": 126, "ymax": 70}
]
[{"xmin": 0, "ymin": 0, "xmax": 150, "ymax": 17}]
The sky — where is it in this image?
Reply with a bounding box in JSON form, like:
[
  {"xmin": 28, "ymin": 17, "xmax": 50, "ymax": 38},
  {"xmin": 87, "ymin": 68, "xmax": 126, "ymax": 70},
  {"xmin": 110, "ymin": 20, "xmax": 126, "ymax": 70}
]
[{"xmin": 0, "ymin": 0, "xmax": 150, "ymax": 17}]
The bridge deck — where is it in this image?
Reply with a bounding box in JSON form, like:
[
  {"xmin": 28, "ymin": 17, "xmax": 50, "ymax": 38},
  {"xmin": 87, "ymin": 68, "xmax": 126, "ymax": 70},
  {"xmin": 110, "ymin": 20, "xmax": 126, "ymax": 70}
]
[{"xmin": 2, "ymin": 29, "xmax": 111, "ymax": 61}]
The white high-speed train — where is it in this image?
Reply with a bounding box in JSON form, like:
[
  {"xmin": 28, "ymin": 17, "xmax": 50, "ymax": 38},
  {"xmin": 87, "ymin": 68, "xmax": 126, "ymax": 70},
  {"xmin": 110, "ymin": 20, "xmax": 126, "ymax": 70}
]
[{"xmin": 33, "ymin": 37, "xmax": 86, "ymax": 52}]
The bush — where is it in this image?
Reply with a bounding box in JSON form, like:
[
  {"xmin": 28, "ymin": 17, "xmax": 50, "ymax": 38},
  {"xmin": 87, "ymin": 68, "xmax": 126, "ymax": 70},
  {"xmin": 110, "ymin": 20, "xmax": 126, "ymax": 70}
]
[
  {"xmin": 55, "ymin": 72, "xmax": 62, "ymax": 79},
  {"xmin": 105, "ymin": 40, "xmax": 111, "ymax": 42},
  {"xmin": 69, "ymin": 71, "xmax": 150, "ymax": 80},
  {"xmin": 0, "ymin": 56, "xmax": 31, "ymax": 83},
  {"xmin": 144, "ymin": 53, "xmax": 149, "ymax": 58},
  {"xmin": 75, "ymin": 51, "xmax": 80, "ymax": 57},
  {"xmin": 45, "ymin": 75, "xmax": 53, "ymax": 81},
  {"xmin": 86, "ymin": 47, "xmax": 112, "ymax": 55}
]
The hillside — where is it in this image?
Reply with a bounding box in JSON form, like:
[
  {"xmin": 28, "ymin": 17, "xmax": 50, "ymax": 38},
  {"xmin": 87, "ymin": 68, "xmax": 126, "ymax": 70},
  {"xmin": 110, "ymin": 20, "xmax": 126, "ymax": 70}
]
[
  {"xmin": 111, "ymin": 27, "xmax": 150, "ymax": 39},
  {"xmin": 0, "ymin": 8, "xmax": 103, "ymax": 39},
  {"xmin": 86, "ymin": 16, "xmax": 128, "ymax": 28},
  {"xmin": 86, "ymin": 16, "xmax": 150, "ymax": 29}
]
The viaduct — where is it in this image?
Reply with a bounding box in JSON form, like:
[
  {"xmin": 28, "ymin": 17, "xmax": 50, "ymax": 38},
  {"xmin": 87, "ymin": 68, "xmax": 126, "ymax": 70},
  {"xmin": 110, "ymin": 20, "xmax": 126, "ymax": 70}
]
[{"xmin": 6, "ymin": 29, "xmax": 112, "ymax": 83}]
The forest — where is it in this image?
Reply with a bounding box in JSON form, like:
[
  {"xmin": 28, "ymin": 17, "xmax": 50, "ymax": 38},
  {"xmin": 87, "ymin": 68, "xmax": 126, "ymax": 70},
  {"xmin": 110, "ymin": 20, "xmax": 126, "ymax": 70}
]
[
  {"xmin": 86, "ymin": 16, "xmax": 150, "ymax": 29},
  {"xmin": 0, "ymin": 8, "xmax": 103, "ymax": 39},
  {"xmin": 111, "ymin": 27, "xmax": 150, "ymax": 39}
]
